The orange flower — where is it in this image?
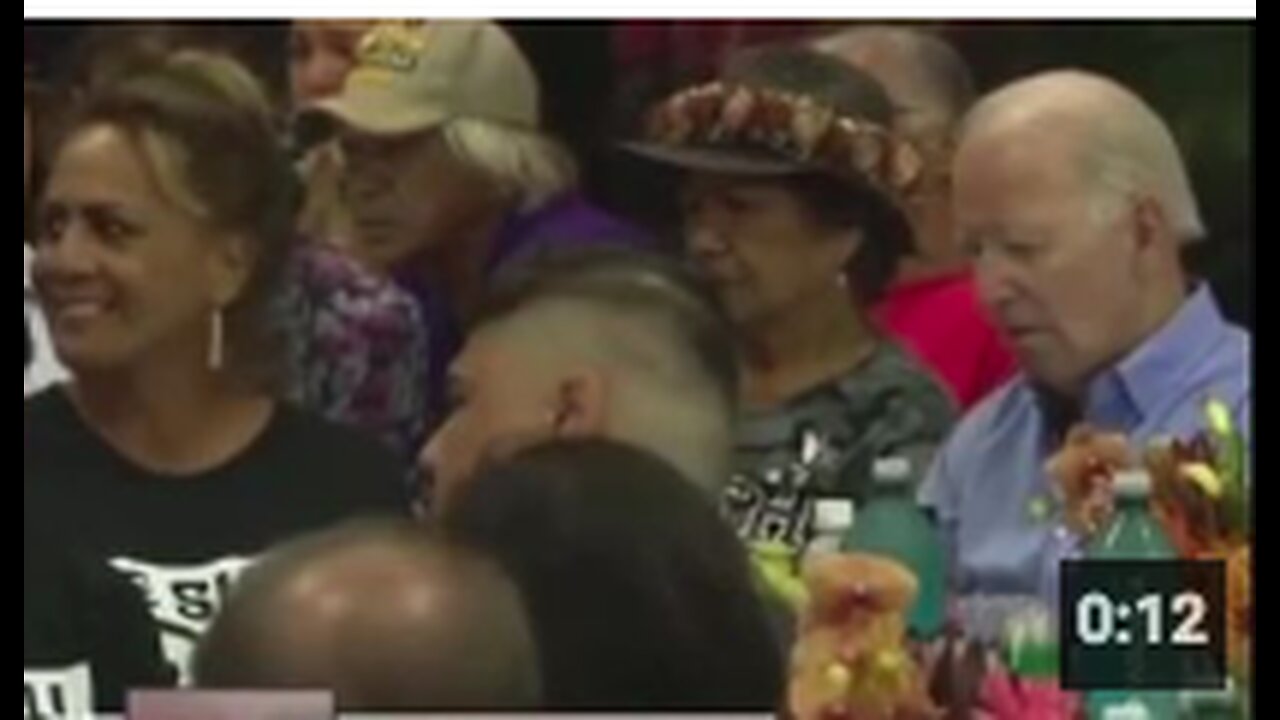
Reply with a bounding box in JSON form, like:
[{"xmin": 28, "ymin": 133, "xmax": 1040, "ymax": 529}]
[
  {"xmin": 1044, "ymin": 425, "xmax": 1132, "ymax": 536},
  {"xmin": 1222, "ymin": 543, "xmax": 1252, "ymax": 683},
  {"xmin": 789, "ymin": 554, "xmax": 939, "ymax": 720}
]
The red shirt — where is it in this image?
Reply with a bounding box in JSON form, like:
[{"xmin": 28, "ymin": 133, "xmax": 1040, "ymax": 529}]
[{"xmin": 871, "ymin": 269, "xmax": 1017, "ymax": 410}]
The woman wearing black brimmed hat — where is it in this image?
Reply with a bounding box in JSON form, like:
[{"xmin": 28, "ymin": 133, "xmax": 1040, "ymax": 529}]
[{"xmin": 626, "ymin": 46, "xmax": 957, "ymax": 553}]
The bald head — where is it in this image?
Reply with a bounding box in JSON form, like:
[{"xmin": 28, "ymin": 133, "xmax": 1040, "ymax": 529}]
[
  {"xmin": 194, "ymin": 519, "xmax": 541, "ymax": 711},
  {"xmin": 812, "ymin": 25, "xmax": 975, "ymax": 145},
  {"xmin": 960, "ymin": 69, "xmax": 1204, "ymax": 242}
]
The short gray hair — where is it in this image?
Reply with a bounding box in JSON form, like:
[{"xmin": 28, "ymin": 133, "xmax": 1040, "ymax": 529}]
[
  {"xmin": 1077, "ymin": 102, "xmax": 1206, "ymax": 241},
  {"xmin": 473, "ymin": 248, "xmax": 741, "ymax": 493}
]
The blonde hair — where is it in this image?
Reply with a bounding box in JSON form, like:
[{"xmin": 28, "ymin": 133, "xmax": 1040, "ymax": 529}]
[
  {"xmin": 126, "ymin": 50, "xmax": 279, "ymax": 224},
  {"xmin": 441, "ymin": 118, "xmax": 578, "ymax": 212}
]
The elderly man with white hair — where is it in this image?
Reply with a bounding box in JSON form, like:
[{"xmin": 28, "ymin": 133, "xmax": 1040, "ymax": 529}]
[{"xmin": 920, "ymin": 69, "xmax": 1251, "ymax": 630}]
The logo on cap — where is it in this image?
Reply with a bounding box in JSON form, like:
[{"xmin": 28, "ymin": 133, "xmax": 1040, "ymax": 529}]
[{"xmin": 356, "ymin": 21, "xmax": 429, "ymax": 79}]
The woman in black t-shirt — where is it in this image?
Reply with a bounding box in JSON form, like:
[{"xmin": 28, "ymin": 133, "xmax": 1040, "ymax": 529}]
[
  {"xmin": 25, "ymin": 522, "xmax": 175, "ymax": 714},
  {"xmin": 25, "ymin": 49, "xmax": 407, "ymax": 682}
]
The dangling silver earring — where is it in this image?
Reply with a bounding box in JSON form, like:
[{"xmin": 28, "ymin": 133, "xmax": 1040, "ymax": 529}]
[{"xmin": 207, "ymin": 309, "xmax": 225, "ymax": 372}]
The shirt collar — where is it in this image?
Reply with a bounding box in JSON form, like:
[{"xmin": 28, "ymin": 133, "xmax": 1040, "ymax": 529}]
[
  {"xmin": 1091, "ymin": 284, "xmax": 1230, "ymax": 423},
  {"xmin": 1018, "ymin": 284, "xmax": 1232, "ymax": 433}
]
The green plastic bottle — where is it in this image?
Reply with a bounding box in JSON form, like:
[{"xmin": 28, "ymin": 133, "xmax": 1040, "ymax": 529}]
[
  {"xmin": 844, "ymin": 456, "xmax": 946, "ymax": 637},
  {"xmin": 1086, "ymin": 470, "xmax": 1178, "ymax": 720}
]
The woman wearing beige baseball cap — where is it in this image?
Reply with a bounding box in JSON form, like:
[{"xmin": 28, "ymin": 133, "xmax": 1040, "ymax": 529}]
[{"xmin": 311, "ymin": 20, "xmax": 651, "ymax": 428}]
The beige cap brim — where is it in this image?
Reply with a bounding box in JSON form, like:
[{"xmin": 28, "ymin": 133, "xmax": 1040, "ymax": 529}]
[{"xmin": 311, "ymin": 84, "xmax": 450, "ymax": 136}]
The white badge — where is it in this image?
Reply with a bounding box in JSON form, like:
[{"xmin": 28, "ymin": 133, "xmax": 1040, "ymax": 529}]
[{"xmin": 24, "ymin": 662, "xmax": 94, "ymax": 719}]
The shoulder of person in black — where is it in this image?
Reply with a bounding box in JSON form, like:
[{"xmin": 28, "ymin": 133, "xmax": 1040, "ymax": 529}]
[
  {"xmin": 266, "ymin": 396, "xmax": 414, "ymax": 513},
  {"xmin": 25, "ymin": 387, "xmax": 412, "ymax": 535},
  {"xmin": 25, "ymin": 522, "xmax": 175, "ymax": 711}
]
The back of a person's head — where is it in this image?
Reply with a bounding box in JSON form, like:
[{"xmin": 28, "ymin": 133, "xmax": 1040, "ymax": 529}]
[
  {"xmin": 474, "ymin": 247, "xmax": 742, "ymax": 494},
  {"xmin": 811, "ymin": 25, "xmax": 976, "ymax": 143},
  {"xmin": 441, "ymin": 439, "xmax": 785, "ymax": 711},
  {"xmin": 723, "ymin": 43, "xmax": 896, "ymax": 127},
  {"xmin": 194, "ymin": 518, "xmax": 541, "ymax": 711}
]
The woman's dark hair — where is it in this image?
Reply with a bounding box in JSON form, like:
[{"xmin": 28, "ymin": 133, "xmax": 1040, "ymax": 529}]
[
  {"xmin": 726, "ymin": 45, "xmax": 914, "ymax": 305},
  {"xmin": 784, "ymin": 171, "xmax": 913, "ymax": 305},
  {"xmin": 441, "ymin": 438, "xmax": 785, "ymax": 711},
  {"xmin": 44, "ymin": 49, "xmax": 299, "ymax": 386}
]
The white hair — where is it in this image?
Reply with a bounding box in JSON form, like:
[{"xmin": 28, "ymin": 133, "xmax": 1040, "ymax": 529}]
[
  {"xmin": 441, "ymin": 118, "xmax": 579, "ymax": 213},
  {"xmin": 1077, "ymin": 101, "xmax": 1206, "ymax": 241},
  {"xmin": 964, "ymin": 69, "xmax": 1205, "ymax": 243}
]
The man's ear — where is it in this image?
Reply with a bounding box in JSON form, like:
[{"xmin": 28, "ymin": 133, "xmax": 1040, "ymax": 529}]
[
  {"xmin": 550, "ymin": 369, "xmax": 609, "ymax": 438},
  {"xmin": 1130, "ymin": 193, "xmax": 1173, "ymax": 254}
]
